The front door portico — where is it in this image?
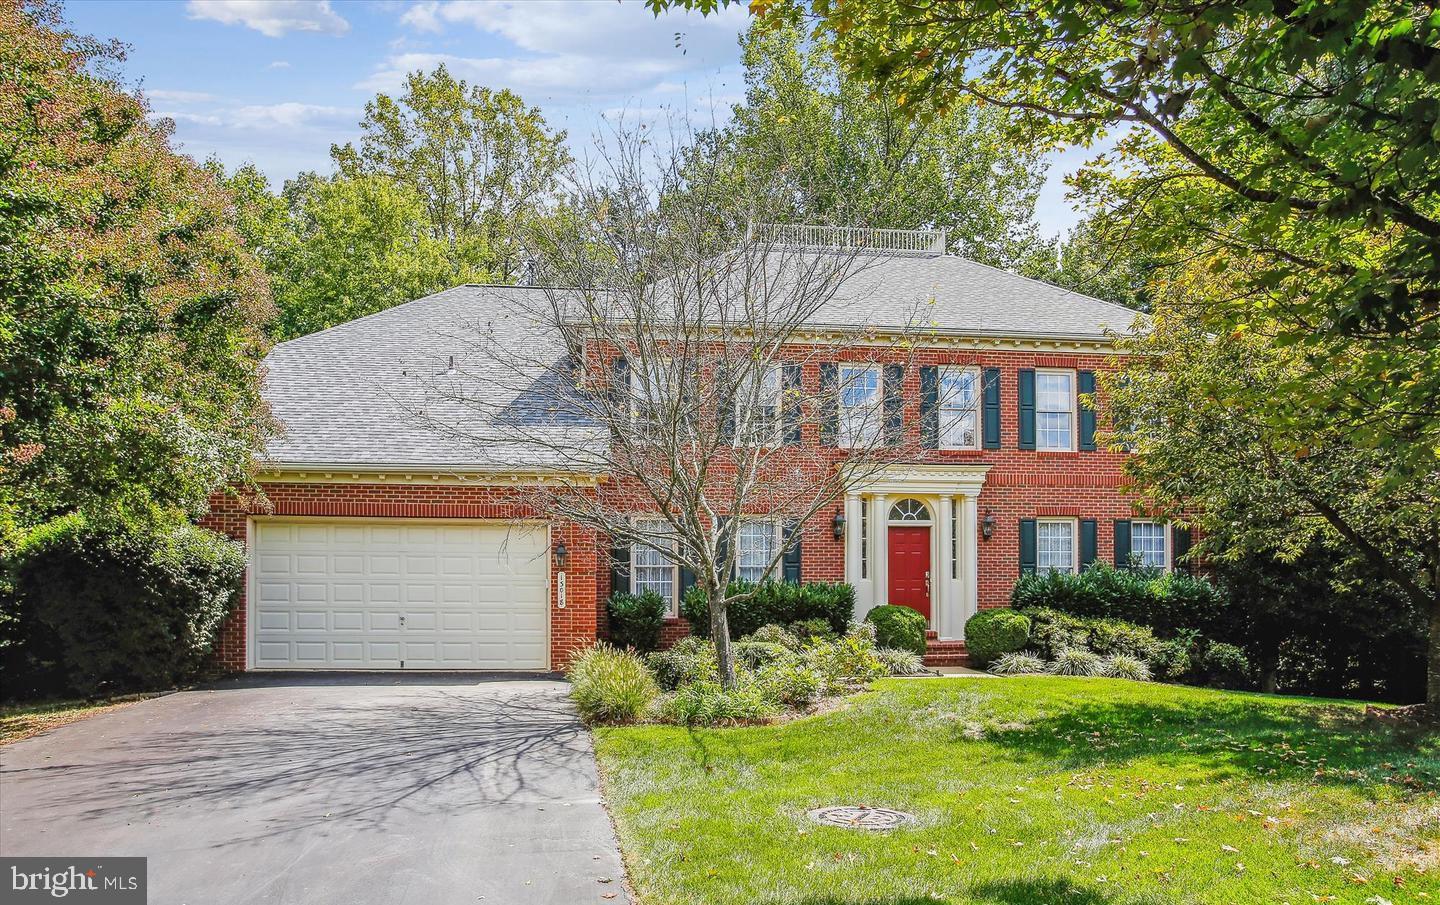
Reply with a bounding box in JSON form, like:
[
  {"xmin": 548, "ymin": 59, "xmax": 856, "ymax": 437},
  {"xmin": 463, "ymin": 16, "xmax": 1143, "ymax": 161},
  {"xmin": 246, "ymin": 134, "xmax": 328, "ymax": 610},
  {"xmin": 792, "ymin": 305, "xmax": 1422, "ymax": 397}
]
[{"xmin": 887, "ymin": 525, "xmax": 931, "ymax": 618}]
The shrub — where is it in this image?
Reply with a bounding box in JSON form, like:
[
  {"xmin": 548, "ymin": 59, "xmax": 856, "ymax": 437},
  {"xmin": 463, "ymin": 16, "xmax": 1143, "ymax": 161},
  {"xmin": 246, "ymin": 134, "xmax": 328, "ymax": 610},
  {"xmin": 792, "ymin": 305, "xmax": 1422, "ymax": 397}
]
[
  {"xmin": 1200, "ymin": 641, "xmax": 1252, "ymax": 689},
  {"xmin": 1023, "ymin": 607, "xmax": 1092, "ymax": 659},
  {"xmin": 644, "ymin": 636, "xmax": 718, "ymax": 690},
  {"xmin": 788, "ymin": 618, "xmax": 835, "ymax": 641},
  {"xmin": 1148, "ymin": 638, "xmax": 1194, "ymax": 682},
  {"xmin": 657, "ymin": 680, "xmax": 780, "ymax": 726},
  {"xmin": 733, "ymin": 640, "xmax": 794, "ymax": 671},
  {"xmin": 567, "ymin": 643, "xmax": 659, "ymax": 724},
  {"xmin": 865, "ymin": 605, "xmax": 927, "ymax": 655},
  {"xmin": 1048, "ymin": 648, "xmax": 1104, "ymax": 677},
  {"xmin": 680, "ymin": 581, "xmax": 855, "ymax": 639},
  {"xmin": 802, "ymin": 623, "xmax": 887, "ymax": 693},
  {"xmin": 606, "ymin": 591, "xmax": 667, "ymax": 652},
  {"xmin": 1101, "ymin": 654, "xmax": 1154, "ymax": 681},
  {"xmin": 876, "ymin": 647, "xmax": 926, "ymax": 676},
  {"xmin": 964, "ymin": 609, "xmax": 1032, "ymax": 667},
  {"xmin": 988, "ymin": 651, "xmax": 1048, "ymax": 675},
  {"xmin": 8, "ymin": 514, "xmax": 244, "ymax": 695},
  {"xmin": 755, "ymin": 660, "xmax": 825, "ymax": 708},
  {"xmin": 1010, "ymin": 563, "xmax": 1229, "ymax": 638},
  {"xmin": 742, "ymin": 623, "xmax": 802, "ymax": 650},
  {"xmin": 1085, "ymin": 618, "xmax": 1160, "ymax": 661}
]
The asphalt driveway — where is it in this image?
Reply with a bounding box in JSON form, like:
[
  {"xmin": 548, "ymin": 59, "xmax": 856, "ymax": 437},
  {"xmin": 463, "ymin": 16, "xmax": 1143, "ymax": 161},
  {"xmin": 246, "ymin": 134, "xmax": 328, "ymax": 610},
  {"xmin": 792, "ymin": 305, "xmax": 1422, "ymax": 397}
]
[{"xmin": 0, "ymin": 675, "xmax": 629, "ymax": 904}]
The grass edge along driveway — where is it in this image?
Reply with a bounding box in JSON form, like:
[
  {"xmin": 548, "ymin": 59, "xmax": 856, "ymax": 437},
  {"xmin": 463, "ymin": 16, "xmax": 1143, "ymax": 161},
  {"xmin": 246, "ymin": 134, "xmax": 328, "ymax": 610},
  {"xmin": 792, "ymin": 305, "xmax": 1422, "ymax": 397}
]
[{"xmin": 595, "ymin": 676, "xmax": 1439, "ymax": 905}]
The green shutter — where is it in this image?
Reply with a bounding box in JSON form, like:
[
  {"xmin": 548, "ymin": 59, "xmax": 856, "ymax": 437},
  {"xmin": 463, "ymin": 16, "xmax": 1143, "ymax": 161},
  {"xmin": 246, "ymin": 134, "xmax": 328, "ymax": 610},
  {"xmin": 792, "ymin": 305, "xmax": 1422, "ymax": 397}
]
[
  {"xmin": 609, "ymin": 356, "xmax": 630, "ymax": 428},
  {"xmin": 819, "ymin": 363, "xmax": 838, "ymax": 445},
  {"xmin": 717, "ymin": 361, "xmax": 736, "ymax": 444},
  {"xmin": 982, "ymin": 367, "xmax": 1001, "ymax": 448},
  {"xmin": 883, "ymin": 364, "xmax": 904, "ymax": 445},
  {"xmin": 782, "ymin": 521, "xmax": 802, "ymax": 583},
  {"xmin": 1079, "ymin": 519, "xmax": 1097, "ymax": 570},
  {"xmin": 1113, "ymin": 520, "xmax": 1132, "ymax": 569},
  {"xmin": 1017, "ymin": 368, "xmax": 1036, "ymax": 450},
  {"xmin": 1078, "ymin": 370, "xmax": 1097, "ymax": 451},
  {"xmin": 609, "ymin": 539, "xmax": 630, "ymax": 596},
  {"xmin": 919, "ymin": 366, "xmax": 939, "ymax": 448},
  {"xmin": 1019, "ymin": 518, "xmax": 1037, "ymax": 575},
  {"xmin": 782, "ymin": 363, "xmax": 802, "ymax": 445},
  {"xmin": 1172, "ymin": 525, "xmax": 1194, "ymax": 574}
]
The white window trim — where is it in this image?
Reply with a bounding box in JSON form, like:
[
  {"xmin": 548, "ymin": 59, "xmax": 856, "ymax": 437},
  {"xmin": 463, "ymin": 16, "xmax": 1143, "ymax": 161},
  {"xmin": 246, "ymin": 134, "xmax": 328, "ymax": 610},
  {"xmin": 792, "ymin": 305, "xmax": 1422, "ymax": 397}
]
[
  {"xmin": 734, "ymin": 365, "xmax": 783, "ymax": 448},
  {"xmin": 734, "ymin": 518, "xmax": 782, "ymax": 583},
  {"xmin": 1036, "ymin": 517, "xmax": 1078, "ymax": 575},
  {"xmin": 939, "ymin": 365, "xmax": 981, "ymax": 450},
  {"xmin": 631, "ymin": 518, "xmax": 679, "ymax": 615},
  {"xmin": 1130, "ymin": 519, "xmax": 1170, "ymax": 572},
  {"xmin": 837, "ymin": 364, "xmax": 882, "ymax": 449},
  {"xmin": 1035, "ymin": 368, "xmax": 1077, "ymax": 452}
]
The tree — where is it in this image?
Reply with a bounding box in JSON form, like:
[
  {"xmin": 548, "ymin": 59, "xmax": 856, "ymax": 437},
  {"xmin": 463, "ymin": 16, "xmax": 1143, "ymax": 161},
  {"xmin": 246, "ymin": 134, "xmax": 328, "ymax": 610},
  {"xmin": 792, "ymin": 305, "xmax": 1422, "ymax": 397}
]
[
  {"xmin": 227, "ymin": 168, "xmax": 463, "ymax": 340},
  {"xmin": 1105, "ymin": 288, "xmax": 1440, "ymax": 704},
  {"xmin": 332, "ymin": 64, "xmax": 571, "ymax": 283},
  {"xmin": 414, "ymin": 129, "xmax": 929, "ymax": 685},
  {"xmin": 655, "ymin": 0, "xmax": 1439, "ymax": 480},
  {"xmin": 682, "ymin": 23, "xmax": 1054, "ymax": 273},
  {"xmin": 0, "ymin": 1, "xmax": 273, "ymax": 537}
]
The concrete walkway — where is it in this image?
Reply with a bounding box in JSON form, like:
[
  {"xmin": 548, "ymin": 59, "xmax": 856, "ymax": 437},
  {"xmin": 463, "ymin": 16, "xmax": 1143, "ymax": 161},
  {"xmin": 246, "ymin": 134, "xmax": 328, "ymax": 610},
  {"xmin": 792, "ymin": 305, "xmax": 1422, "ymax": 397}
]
[{"xmin": 0, "ymin": 674, "xmax": 629, "ymax": 904}]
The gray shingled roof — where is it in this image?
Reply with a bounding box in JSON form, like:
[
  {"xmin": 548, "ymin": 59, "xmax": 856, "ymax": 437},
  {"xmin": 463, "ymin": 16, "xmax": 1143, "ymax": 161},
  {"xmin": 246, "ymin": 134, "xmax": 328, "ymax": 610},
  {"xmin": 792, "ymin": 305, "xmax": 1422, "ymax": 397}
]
[{"xmin": 261, "ymin": 258, "xmax": 1138, "ymax": 470}]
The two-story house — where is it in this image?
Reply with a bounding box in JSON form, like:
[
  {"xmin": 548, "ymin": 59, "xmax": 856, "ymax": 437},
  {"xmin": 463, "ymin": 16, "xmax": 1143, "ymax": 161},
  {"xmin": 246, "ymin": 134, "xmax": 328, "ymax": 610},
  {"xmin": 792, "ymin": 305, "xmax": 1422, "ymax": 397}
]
[{"xmin": 203, "ymin": 228, "xmax": 1175, "ymax": 673}]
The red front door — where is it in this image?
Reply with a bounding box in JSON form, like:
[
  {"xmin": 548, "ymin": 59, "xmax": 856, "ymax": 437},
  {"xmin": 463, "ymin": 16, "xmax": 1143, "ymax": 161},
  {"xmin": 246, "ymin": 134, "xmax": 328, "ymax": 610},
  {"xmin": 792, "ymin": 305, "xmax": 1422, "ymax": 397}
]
[{"xmin": 887, "ymin": 526, "xmax": 931, "ymax": 620}]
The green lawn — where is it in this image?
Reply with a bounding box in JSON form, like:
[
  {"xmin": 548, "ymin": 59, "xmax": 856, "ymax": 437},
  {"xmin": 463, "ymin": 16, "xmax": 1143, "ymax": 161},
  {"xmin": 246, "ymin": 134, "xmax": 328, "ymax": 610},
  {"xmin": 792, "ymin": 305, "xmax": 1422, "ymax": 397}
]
[{"xmin": 595, "ymin": 677, "xmax": 1440, "ymax": 905}]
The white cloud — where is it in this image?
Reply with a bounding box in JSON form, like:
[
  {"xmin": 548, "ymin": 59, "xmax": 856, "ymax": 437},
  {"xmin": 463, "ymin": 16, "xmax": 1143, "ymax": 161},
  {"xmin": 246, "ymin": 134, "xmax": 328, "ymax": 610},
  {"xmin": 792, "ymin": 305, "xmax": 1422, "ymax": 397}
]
[
  {"xmin": 357, "ymin": 51, "xmax": 675, "ymax": 100},
  {"xmin": 230, "ymin": 102, "xmax": 353, "ymax": 129},
  {"xmin": 186, "ymin": 0, "xmax": 350, "ymax": 38},
  {"xmin": 267, "ymin": 60, "xmax": 292, "ymax": 69},
  {"xmin": 146, "ymin": 89, "xmax": 217, "ymax": 104}
]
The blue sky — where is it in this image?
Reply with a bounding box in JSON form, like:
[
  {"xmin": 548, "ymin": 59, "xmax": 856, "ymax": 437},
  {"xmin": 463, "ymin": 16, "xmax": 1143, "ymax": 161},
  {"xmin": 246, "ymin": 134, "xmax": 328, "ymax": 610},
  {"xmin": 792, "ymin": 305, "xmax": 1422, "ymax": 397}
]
[{"xmin": 63, "ymin": 0, "xmax": 1089, "ymax": 238}]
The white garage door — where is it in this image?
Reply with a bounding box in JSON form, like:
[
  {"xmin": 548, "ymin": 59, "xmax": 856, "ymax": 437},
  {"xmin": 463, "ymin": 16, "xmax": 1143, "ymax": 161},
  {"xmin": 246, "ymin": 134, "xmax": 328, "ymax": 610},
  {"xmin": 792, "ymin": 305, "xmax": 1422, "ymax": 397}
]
[{"xmin": 251, "ymin": 519, "xmax": 549, "ymax": 670}]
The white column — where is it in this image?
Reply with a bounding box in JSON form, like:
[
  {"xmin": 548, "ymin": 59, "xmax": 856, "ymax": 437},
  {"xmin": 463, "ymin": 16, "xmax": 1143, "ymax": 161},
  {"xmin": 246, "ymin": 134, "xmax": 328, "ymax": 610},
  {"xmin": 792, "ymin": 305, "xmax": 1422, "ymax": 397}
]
[
  {"xmin": 870, "ymin": 493, "xmax": 889, "ymax": 605},
  {"xmin": 937, "ymin": 495, "xmax": 955, "ymax": 638},
  {"xmin": 960, "ymin": 493, "xmax": 980, "ymax": 636},
  {"xmin": 843, "ymin": 492, "xmax": 863, "ymax": 587}
]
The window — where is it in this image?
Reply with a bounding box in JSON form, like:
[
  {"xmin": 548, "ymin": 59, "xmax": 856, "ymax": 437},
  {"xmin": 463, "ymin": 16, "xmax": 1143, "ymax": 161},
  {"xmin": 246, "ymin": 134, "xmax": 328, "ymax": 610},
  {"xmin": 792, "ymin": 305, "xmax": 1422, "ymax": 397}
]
[
  {"xmin": 939, "ymin": 367, "xmax": 980, "ymax": 449},
  {"xmin": 1131, "ymin": 521, "xmax": 1168, "ymax": 571},
  {"xmin": 1037, "ymin": 519, "xmax": 1076, "ymax": 574},
  {"xmin": 838, "ymin": 365, "xmax": 881, "ymax": 447},
  {"xmin": 631, "ymin": 519, "xmax": 677, "ymax": 612},
  {"xmin": 736, "ymin": 365, "xmax": 781, "ymax": 445},
  {"xmin": 1036, "ymin": 369, "xmax": 1075, "ymax": 451},
  {"xmin": 889, "ymin": 498, "xmax": 932, "ymax": 522},
  {"xmin": 735, "ymin": 520, "xmax": 778, "ymax": 582}
]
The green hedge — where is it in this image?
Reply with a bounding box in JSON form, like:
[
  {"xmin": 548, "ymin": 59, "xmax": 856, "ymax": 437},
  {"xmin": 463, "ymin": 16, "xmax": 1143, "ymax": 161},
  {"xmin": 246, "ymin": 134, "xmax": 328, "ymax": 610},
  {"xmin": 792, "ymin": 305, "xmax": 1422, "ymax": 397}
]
[
  {"xmin": 864, "ymin": 605, "xmax": 927, "ymax": 655},
  {"xmin": 7, "ymin": 514, "xmax": 244, "ymax": 696},
  {"xmin": 964, "ymin": 609, "xmax": 1031, "ymax": 667},
  {"xmin": 606, "ymin": 591, "xmax": 667, "ymax": 652},
  {"xmin": 681, "ymin": 581, "xmax": 853, "ymax": 639},
  {"xmin": 1010, "ymin": 563, "xmax": 1229, "ymax": 637}
]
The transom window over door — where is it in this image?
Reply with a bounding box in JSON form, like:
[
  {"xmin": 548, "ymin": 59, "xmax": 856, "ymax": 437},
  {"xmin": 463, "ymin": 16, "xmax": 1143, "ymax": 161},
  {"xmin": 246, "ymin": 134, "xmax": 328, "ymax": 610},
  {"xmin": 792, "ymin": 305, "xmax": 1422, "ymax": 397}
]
[
  {"xmin": 736, "ymin": 520, "xmax": 778, "ymax": 582},
  {"xmin": 631, "ymin": 519, "xmax": 677, "ymax": 612},
  {"xmin": 1131, "ymin": 521, "xmax": 1168, "ymax": 570},
  {"xmin": 939, "ymin": 367, "xmax": 980, "ymax": 449},
  {"xmin": 1036, "ymin": 370, "xmax": 1075, "ymax": 451},
  {"xmin": 1037, "ymin": 519, "xmax": 1076, "ymax": 573},
  {"xmin": 838, "ymin": 365, "xmax": 881, "ymax": 447},
  {"xmin": 889, "ymin": 498, "xmax": 932, "ymax": 522}
]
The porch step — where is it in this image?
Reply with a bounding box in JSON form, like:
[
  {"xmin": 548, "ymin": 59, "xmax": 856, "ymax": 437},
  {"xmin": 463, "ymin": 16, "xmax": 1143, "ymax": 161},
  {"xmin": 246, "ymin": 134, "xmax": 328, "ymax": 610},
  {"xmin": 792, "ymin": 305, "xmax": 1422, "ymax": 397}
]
[{"xmin": 922, "ymin": 638, "xmax": 972, "ymax": 669}]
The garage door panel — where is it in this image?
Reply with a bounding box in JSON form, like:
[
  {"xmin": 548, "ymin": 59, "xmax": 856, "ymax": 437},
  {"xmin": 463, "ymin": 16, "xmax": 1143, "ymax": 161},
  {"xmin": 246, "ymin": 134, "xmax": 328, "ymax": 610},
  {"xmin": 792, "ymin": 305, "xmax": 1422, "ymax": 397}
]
[{"xmin": 252, "ymin": 519, "xmax": 548, "ymax": 670}]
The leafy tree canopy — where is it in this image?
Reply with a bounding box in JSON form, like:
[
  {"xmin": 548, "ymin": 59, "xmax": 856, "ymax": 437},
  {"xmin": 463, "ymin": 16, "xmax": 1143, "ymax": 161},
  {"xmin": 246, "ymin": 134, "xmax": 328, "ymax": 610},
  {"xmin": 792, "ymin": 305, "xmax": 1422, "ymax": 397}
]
[
  {"xmin": 331, "ymin": 64, "xmax": 571, "ymax": 283},
  {"xmin": 682, "ymin": 23, "xmax": 1055, "ymax": 273},
  {"xmin": 0, "ymin": 1, "xmax": 273, "ymax": 540}
]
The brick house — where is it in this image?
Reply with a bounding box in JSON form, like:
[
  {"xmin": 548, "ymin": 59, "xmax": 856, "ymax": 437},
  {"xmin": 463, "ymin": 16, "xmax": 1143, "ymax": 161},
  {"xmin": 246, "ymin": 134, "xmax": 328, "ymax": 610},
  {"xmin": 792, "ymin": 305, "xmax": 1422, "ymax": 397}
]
[{"xmin": 204, "ymin": 228, "xmax": 1179, "ymax": 673}]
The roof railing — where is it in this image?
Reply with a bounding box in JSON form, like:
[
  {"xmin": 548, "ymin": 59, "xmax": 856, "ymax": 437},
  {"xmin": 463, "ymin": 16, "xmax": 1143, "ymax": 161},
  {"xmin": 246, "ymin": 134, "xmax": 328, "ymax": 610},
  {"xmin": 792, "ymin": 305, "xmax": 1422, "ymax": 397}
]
[{"xmin": 746, "ymin": 223, "xmax": 947, "ymax": 256}]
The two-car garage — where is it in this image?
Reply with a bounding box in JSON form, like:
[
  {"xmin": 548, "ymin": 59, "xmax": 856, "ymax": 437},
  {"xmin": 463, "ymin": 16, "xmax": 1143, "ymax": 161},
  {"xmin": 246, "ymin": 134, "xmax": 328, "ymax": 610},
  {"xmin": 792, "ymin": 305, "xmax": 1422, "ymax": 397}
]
[{"xmin": 248, "ymin": 519, "xmax": 551, "ymax": 670}]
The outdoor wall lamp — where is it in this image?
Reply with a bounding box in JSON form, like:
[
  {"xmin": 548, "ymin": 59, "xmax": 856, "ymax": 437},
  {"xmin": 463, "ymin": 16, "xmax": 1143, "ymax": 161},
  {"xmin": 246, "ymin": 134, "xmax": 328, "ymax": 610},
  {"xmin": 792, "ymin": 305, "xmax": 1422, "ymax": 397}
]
[
  {"xmin": 832, "ymin": 510, "xmax": 846, "ymax": 539},
  {"xmin": 554, "ymin": 541, "xmax": 569, "ymax": 568},
  {"xmin": 982, "ymin": 511, "xmax": 996, "ymax": 540}
]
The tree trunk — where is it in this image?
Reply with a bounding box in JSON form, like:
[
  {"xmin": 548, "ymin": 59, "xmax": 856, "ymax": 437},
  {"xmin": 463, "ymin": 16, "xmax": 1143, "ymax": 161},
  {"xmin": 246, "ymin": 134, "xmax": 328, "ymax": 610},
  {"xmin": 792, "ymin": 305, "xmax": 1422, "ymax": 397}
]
[
  {"xmin": 1429, "ymin": 594, "xmax": 1440, "ymax": 706},
  {"xmin": 709, "ymin": 594, "xmax": 736, "ymax": 689},
  {"xmin": 1261, "ymin": 656, "xmax": 1279, "ymax": 696}
]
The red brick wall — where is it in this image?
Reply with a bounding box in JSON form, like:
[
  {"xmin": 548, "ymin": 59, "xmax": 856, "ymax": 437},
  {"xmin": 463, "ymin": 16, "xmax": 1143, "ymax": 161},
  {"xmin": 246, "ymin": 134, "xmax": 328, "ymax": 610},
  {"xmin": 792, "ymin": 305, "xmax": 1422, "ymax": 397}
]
[{"xmin": 200, "ymin": 482, "xmax": 601, "ymax": 673}]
